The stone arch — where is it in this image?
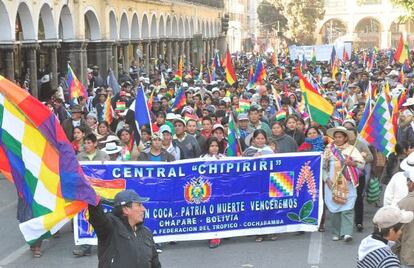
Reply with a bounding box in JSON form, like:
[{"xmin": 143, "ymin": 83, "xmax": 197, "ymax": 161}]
[
  {"xmin": 179, "ymin": 17, "xmax": 184, "ymax": 38},
  {"xmin": 319, "ymin": 19, "xmax": 347, "ymax": 44},
  {"xmin": 0, "ymin": 0, "xmax": 13, "ymax": 41},
  {"xmin": 84, "ymin": 9, "xmax": 101, "ymax": 40},
  {"xmin": 131, "ymin": 13, "xmax": 139, "ymax": 40},
  {"xmin": 159, "ymin": 15, "xmax": 165, "ymax": 38},
  {"xmin": 58, "ymin": 5, "xmax": 74, "ymax": 40},
  {"xmin": 354, "ymin": 17, "xmax": 382, "ymax": 48},
  {"xmin": 109, "ymin": 10, "xmax": 118, "ymax": 40},
  {"xmin": 150, "ymin": 14, "xmax": 157, "ymax": 39},
  {"xmin": 142, "ymin": 14, "xmax": 149, "ymax": 39},
  {"xmin": 166, "ymin": 15, "xmax": 172, "ymax": 37},
  {"xmin": 120, "ymin": 12, "xmax": 129, "ymax": 40},
  {"xmin": 172, "ymin": 16, "xmax": 178, "ymax": 38},
  {"xmin": 185, "ymin": 18, "xmax": 190, "ymax": 38},
  {"xmin": 16, "ymin": 2, "xmax": 36, "ymax": 40},
  {"xmin": 38, "ymin": 3, "xmax": 57, "ymax": 40}
]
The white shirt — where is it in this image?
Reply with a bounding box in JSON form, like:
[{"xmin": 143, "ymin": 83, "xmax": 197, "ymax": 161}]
[{"xmin": 383, "ymin": 171, "xmax": 409, "ymax": 207}]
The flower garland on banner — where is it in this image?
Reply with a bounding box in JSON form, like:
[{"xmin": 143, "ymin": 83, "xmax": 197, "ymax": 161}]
[{"xmin": 295, "ymin": 161, "xmax": 317, "ymax": 201}]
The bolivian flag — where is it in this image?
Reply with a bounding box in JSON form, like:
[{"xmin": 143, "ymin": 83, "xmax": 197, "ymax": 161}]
[
  {"xmin": 87, "ymin": 177, "xmax": 126, "ymax": 200},
  {"xmin": 297, "ymin": 66, "xmax": 333, "ymax": 126},
  {"xmin": 394, "ymin": 33, "xmax": 409, "ymax": 64},
  {"xmin": 223, "ymin": 48, "xmax": 237, "ymax": 86}
]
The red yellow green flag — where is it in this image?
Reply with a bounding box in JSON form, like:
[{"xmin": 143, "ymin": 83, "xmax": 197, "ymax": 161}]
[
  {"xmin": 297, "ymin": 66, "xmax": 334, "ymax": 126},
  {"xmin": 223, "ymin": 48, "xmax": 237, "ymax": 85},
  {"xmin": 394, "ymin": 33, "xmax": 409, "ymax": 64}
]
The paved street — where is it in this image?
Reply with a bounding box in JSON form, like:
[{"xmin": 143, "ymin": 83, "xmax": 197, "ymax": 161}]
[{"xmin": 0, "ymin": 178, "xmax": 378, "ymax": 268}]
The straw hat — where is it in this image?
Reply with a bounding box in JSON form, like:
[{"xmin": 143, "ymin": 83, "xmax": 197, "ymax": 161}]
[{"xmin": 326, "ymin": 126, "xmax": 355, "ymax": 140}]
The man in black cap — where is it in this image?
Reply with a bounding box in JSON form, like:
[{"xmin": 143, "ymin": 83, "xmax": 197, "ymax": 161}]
[{"xmin": 88, "ymin": 189, "xmax": 161, "ymax": 268}]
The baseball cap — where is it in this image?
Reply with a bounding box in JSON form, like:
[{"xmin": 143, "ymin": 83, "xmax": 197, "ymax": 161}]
[
  {"xmin": 114, "ymin": 189, "xmax": 149, "ymax": 206},
  {"xmin": 372, "ymin": 206, "xmax": 413, "ymax": 229},
  {"xmin": 400, "ymin": 152, "xmax": 414, "ymax": 171},
  {"xmin": 166, "ymin": 113, "xmax": 177, "ymax": 121},
  {"xmin": 238, "ymin": 113, "xmax": 249, "ymax": 121},
  {"xmin": 212, "ymin": 124, "xmax": 224, "ymax": 131},
  {"xmin": 174, "ymin": 118, "xmax": 186, "ymax": 126},
  {"xmin": 151, "ymin": 132, "xmax": 163, "ymax": 141},
  {"xmin": 159, "ymin": 124, "xmax": 172, "ymax": 134}
]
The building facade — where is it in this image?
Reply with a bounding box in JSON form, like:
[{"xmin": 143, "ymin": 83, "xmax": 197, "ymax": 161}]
[
  {"xmin": 316, "ymin": 0, "xmax": 414, "ymax": 49},
  {"xmin": 0, "ymin": 0, "xmax": 225, "ymax": 98},
  {"xmin": 224, "ymin": 0, "xmax": 257, "ymax": 52}
]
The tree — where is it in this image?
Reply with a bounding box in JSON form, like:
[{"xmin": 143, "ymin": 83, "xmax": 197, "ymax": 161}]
[
  {"xmin": 257, "ymin": 1, "xmax": 287, "ymax": 32},
  {"xmin": 391, "ymin": 0, "xmax": 414, "ymax": 21},
  {"xmin": 265, "ymin": 0, "xmax": 325, "ymax": 45}
]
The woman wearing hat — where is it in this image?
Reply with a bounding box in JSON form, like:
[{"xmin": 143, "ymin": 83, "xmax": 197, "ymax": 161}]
[
  {"xmin": 323, "ymin": 126, "xmax": 365, "ymax": 242},
  {"xmin": 212, "ymin": 124, "xmax": 228, "ymax": 154}
]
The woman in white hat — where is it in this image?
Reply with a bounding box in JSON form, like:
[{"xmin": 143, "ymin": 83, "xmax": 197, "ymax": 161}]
[{"xmin": 323, "ymin": 126, "xmax": 365, "ymax": 242}]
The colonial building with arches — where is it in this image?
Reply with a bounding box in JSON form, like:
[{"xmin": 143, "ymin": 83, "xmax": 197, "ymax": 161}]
[
  {"xmin": 316, "ymin": 0, "xmax": 413, "ymax": 49},
  {"xmin": 0, "ymin": 0, "xmax": 225, "ymax": 98}
]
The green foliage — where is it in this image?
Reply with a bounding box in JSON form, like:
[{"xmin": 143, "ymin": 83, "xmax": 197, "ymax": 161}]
[
  {"xmin": 265, "ymin": 0, "xmax": 325, "ymax": 45},
  {"xmin": 391, "ymin": 0, "xmax": 414, "ymax": 21},
  {"xmin": 257, "ymin": 1, "xmax": 287, "ymax": 32}
]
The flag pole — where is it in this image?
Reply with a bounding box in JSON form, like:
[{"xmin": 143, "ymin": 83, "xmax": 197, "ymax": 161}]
[{"xmin": 230, "ymin": 108, "xmax": 243, "ymax": 155}]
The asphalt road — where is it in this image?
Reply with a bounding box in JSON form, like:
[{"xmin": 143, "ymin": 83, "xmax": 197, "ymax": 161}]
[{"xmin": 0, "ymin": 178, "xmax": 378, "ymax": 268}]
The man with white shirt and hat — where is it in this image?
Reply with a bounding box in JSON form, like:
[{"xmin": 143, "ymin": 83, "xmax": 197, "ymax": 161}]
[
  {"xmin": 397, "ymin": 169, "xmax": 414, "ymax": 267},
  {"xmin": 384, "ymin": 152, "xmax": 414, "ymax": 207}
]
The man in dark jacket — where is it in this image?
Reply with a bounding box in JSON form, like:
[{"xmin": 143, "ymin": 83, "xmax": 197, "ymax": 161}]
[
  {"xmin": 88, "ymin": 189, "xmax": 161, "ymax": 268},
  {"xmin": 62, "ymin": 105, "xmax": 91, "ymax": 141}
]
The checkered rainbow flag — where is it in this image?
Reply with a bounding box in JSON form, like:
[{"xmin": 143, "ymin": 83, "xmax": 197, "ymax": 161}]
[
  {"xmin": 269, "ymin": 172, "xmax": 294, "ymax": 198},
  {"xmin": 360, "ymin": 90, "xmax": 396, "ymax": 156},
  {"xmin": 0, "ymin": 76, "xmax": 98, "ymax": 245}
]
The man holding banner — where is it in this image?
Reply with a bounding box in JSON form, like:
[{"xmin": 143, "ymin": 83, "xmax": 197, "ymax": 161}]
[{"xmin": 88, "ymin": 189, "xmax": 161, "ymax": 268}]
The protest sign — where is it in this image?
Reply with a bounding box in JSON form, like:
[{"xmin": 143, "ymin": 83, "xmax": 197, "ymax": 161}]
[{"xmin": 74, "ymin": 152, "xmax": 323, "ymax": 245}]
